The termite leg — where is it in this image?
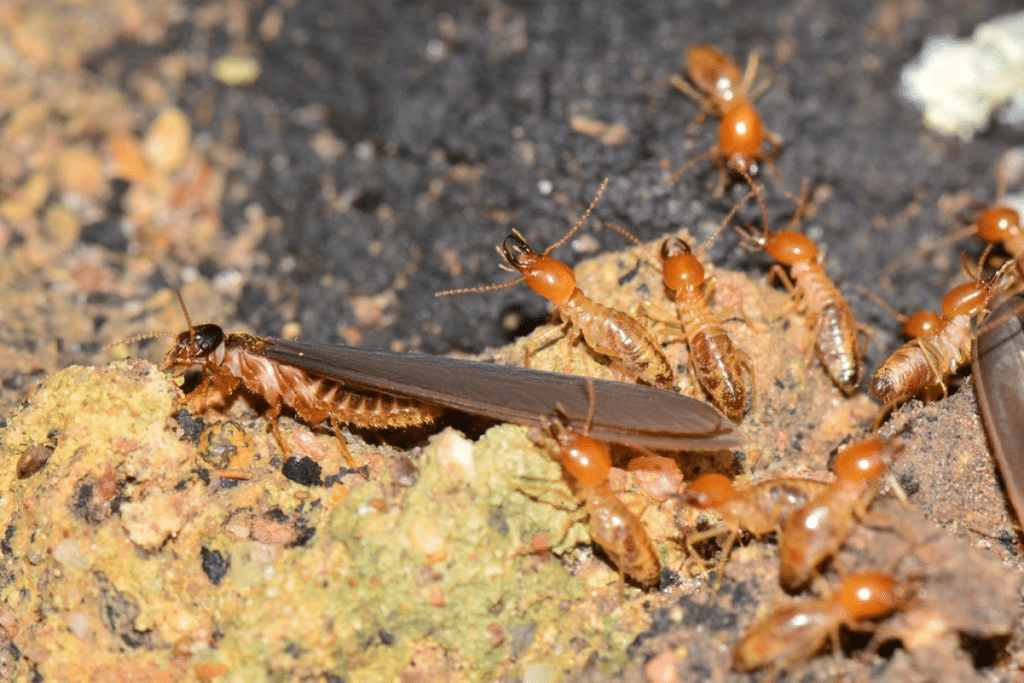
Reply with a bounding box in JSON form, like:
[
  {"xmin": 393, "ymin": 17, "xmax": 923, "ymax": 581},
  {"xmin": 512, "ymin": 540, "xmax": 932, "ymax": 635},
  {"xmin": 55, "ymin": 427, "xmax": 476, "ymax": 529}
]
[
  {"xmin": 327, "ymin": 413, "xmax": 358, "ymax": 468},
  {"xmin": 684, "ymin": 525, "xmax": 739, "ymax": 601}
]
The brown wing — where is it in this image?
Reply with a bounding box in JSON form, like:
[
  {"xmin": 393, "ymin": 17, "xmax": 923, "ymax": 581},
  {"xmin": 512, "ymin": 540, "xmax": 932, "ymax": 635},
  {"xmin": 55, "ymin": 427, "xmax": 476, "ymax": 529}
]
[
  {"xmin": 972, "ymin": 294, "xmax": 1024, "ymax": 527},
  {"xmin": 262, "ymin": 339, "xmax": 742, "ymax": 451}
]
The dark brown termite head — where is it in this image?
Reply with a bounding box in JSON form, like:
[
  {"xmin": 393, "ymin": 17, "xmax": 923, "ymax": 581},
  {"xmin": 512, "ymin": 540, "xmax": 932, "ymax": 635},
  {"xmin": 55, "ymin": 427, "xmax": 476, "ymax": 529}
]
[{"xmin": 160, "ymin": 323, "xmax": 226, "ymax": 372}]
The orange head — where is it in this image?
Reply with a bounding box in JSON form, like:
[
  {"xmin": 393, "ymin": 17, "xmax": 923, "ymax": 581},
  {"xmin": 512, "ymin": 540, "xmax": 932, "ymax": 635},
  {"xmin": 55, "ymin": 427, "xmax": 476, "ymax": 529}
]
[
  {"xmin": 976, "ymin": 206, "xmax": 1022, "ymax": 246},
  {"xmin": 763, "ymin": 231, "xmax": 818, "ymax": 267},
  {"xmin": 902, "ymin": 310, "xmax": 942, "ymax": 338},
  {"xmin": 832, "ymin": 437, "xmax": 900, "ymax": 483},
  {"xmin": 660, "ymin": 238, "xmax": 706, "ymax": 291},
  {"xmin": 719, "ymin": 102, "xmax": 764, "ymax": 173},
  {"xmin": 683, "ymin": 473, "xmax": 736, "ymax": 509},
  {"xmin": 501, "ymin": 233, "xmax": 577, "ymax": 305},
  {"xmin": 554, "ymin": 428, "xmax": 612, "ymax": 487},
  {"xmin": 836, "ymin": 571, "xmax": 907, "ymax": 620}
]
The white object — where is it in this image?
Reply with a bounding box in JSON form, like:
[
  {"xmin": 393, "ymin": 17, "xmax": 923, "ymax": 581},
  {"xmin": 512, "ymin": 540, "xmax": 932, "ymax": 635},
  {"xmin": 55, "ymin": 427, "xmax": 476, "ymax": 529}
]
[{"xmin": 900, "ymin": 10, "xmax": 1024, "ymax": 140}]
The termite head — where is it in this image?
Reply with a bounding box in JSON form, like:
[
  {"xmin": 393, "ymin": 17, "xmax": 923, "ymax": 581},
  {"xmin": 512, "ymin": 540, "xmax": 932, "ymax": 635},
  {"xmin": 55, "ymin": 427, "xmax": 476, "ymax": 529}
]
[
  {"xmin": 976, "ymin": 205, "xmax": 1022, "ymax": 246},
  {"xmin": 501, "ymin": 230, "xmax": 576, "ymax": 304},
  {"xmin": 660, "ymin": 238, "xmax": 706, "ymax": 290},
  {"xmin": 543, "ymin": 414, "xmax": 611, "ymax": 487},
  {"xmin": 836, "ymin": 571, "xmax": 914, "ymax": 621},
  {"xmin": 764, "ymin": 231, "xmax": 818, "ymax": 267},
  {"xmin": 681, "ymin": 472, "xmax": 735, "ymax": 509},
  {"xmin": 161, "ymin": 323, "xmax": 225, "ymax": 372},
  {"xmin": 719, "ymin": 102, "xmax": 764, "ymax": 174},
  {"xmin": 942, "ymin": 254, "xmax": 1014, "ymax": 319},
  {"xmin": 832, "ymin": 436, "xmax": 902, "ymax": 483},
  {"xmin": 903, "ymin": 310, "xmax": 942, "ymax": 338},
  {"xmin": 685, "ymin": 44, "xmax": 744, "ymax": 111}
]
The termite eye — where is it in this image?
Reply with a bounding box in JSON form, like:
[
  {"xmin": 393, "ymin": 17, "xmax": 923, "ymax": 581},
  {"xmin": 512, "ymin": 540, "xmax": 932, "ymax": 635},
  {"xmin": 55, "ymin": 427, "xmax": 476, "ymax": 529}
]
[{"xmin": 192, "ymin": 324, "xmax": 225, "ymax": 356}]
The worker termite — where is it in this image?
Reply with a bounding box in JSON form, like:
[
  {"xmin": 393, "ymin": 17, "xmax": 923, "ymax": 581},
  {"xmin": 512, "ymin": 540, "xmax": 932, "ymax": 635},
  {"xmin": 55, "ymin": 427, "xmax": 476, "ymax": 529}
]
[
  {"xmin": 870, "ymin": 255, "xmax": 1014, "ymax": 409},
  {"xmin": 735, "ymin": 180, "xmax": 863, "ymax": 395},
  {"xmin": 680, "ymin": 472, "xmax": 828, "ymax": 599},
  {"xmin": 607, "ymin": 221, "xmax": 754, "ymax": 422},
  {"xmin": 952, "ymin": 169, "xmax": 1024, "ymax": 279},
  {"xmin": 972, "ymin": 293, "xmax": 1024, "ymax": 528},
  {"xmin": 777, "ymin": 436, "xmax": 903, "ymax": 591},
  {"xmin": 517, "ymin": 387, "xmax": 662, "ymax": 590},
  {"xmin": 129, "ymin": 293, "xmax": 741, "ymax": 471},
  {"xmin": 436, "ymin": 179, "xmax": 676, "ymax": 389},
  {"xmin": 666, "ymin": 44, "xmax": 789, "ymax": 197},
  {"xmin": 731, "ymin": 570, "xmax": 917, "ymax": 673}
]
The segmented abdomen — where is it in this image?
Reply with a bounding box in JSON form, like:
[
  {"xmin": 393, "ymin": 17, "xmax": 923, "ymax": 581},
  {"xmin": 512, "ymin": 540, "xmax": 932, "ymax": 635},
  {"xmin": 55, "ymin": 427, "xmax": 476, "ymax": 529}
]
[
  {"xmin": 869, "ymin": 316, "xmax": 970, "ymax": 405},
  {"xmin": 678, "ymin": 302, "xmax": 750, "ymax": 422},
  {"xmin": 583, "ymin": 485, "xmax": 661, "ymax": 588},
  {"xmin": 794, "ymin": 263, "xmax": 859, "ymax": 395},
  {"xmin": 228, "ymin": 345, "xmax": 443, "ymax": 428},
  {"xmin": 563, "ymin": 290, "xmax": 675, "ymax": 389}
]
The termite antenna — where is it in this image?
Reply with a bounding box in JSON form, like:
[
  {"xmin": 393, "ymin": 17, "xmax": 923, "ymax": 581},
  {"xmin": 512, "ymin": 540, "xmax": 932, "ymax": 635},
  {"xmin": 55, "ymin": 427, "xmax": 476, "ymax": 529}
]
[
  {"xmin": 173, "ymin": 288, "xmax": 200, "ymax": 350},
  {"xmin": 106, "ymin": 288, "xmax": 196, "ymax": 351},
  {"xmin": 435, "ymin": 278, "xmax": 526, "ymax": 297},
  {"xmin": 603, "ymin": 221, "xmax": 669, "ymax": 273},
  {"xmin": 545, "ymin": 178, "xmax": 610, "ymax": 254},
  {"xmin": 105, "ymin": 330, "xmax": 176, "ymax": 351},
  {"xmin": 666, "ymin": 149, "xmax": 716, "ymax": 187}
]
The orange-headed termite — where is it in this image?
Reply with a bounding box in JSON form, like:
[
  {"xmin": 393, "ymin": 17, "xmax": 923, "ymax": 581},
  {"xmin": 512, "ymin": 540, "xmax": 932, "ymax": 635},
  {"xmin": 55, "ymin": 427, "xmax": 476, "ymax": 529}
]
[
  {"xmin": 517, "ymin": 383, "xmax": 662, "ymax": 589},
  {"xmin": 961, "ymin": 170, "xmax": 1024, "ymax": 279},
  {"xmin": 681, "ymin": 472, "xmax": 828, "ymax": 599},
  {"xmin": 870, "ymin": 255, "xmax": 1014, "ymax": 409},
  {"xmin": 666, "ymin": 45, "xmax": 789, "ymax": 198},
  {"xmin": 735, "ymin": 180, "xmax": 862, "ymax": 395},
  {"xmin": 545, "ymin": 410, "xmax": 661, "ymax": 589},
  {"xmin": 732, "ymin": 570, "xmax": 916, "ymax": 673},
  {"xmin": 607, "ymin": 221, "xmax": 754, "ymax": 421},
  {"xmin": 144, "ymin": 295, "xmax": 742, "ymax": 469},
  {"xmin": 436, "ymin": 179, "xmax": 676, "ymax": 389},
  {"xmin": 658, "ymin": 237, "xmax": 754, "ymax": 421},
  {"xmin": 972, "ymin": 293, "xmax": 1024, "ymax": 528},
  {"xmin": 777, "ymin": 436, "xmax": 902, "ymax": 591}
]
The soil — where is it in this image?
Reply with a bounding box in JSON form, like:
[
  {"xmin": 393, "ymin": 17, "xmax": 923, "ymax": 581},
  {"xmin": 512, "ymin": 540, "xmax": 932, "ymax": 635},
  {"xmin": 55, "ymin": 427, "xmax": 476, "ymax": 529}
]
[{"xmin": 1, "ymin": 1, "xmax": 1023, "ymax": 681}]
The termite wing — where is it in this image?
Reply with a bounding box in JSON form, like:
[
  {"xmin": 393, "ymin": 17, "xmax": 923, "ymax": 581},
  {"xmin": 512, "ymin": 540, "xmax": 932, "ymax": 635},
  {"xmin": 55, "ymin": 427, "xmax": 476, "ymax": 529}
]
[
  {"xmin": 260, "ymin": 339, "xmax": 743, "ymax": 451},
  {"xmin": 972, "ymin": 294, "xmax": 1024, "ymax": 526}
]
